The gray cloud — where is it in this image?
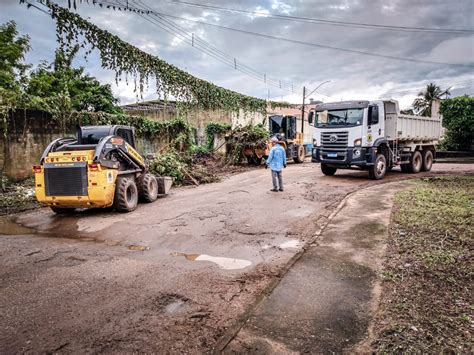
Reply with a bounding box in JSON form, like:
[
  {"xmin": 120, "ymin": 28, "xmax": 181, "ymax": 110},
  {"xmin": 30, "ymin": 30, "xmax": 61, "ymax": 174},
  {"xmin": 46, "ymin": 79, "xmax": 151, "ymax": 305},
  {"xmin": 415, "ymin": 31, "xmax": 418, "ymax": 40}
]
[{"xmin": 1, "ymin": 0, "xmax": 473, "ymax": 108}]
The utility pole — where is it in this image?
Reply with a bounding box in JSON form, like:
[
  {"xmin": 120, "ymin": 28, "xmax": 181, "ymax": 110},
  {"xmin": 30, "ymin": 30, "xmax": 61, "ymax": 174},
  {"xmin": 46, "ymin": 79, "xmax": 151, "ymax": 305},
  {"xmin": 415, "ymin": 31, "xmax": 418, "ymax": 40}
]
[
  {"xmin": 302, "ymin": 80, "xmax": 330, "ymax": 134},
  {"xmin": 301, "ymin": 86, "xmax": 306, "ymax": 134}
]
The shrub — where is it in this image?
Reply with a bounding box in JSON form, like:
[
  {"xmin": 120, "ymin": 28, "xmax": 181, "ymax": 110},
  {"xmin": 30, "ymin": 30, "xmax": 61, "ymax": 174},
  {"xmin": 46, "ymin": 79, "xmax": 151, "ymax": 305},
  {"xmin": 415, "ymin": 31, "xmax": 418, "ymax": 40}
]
[{"xmin": 439, "ymin": 96, "xmax": 474, "ymax": 151}]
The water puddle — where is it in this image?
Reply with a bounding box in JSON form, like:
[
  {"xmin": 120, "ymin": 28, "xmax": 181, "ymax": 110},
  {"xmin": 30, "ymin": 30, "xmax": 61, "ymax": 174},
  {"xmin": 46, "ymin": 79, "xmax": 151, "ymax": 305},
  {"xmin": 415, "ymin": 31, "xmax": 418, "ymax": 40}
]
[
  {"xmin": 0, "ymin": 216, "xmax": 35, "ymax": 235},
  {"xmin": 279, "ymin": 239, "xmax": 301, "ymax": 249},
  {"xmin": 171, "ymin": 252, "xmax": 252, "ymax": 270}
]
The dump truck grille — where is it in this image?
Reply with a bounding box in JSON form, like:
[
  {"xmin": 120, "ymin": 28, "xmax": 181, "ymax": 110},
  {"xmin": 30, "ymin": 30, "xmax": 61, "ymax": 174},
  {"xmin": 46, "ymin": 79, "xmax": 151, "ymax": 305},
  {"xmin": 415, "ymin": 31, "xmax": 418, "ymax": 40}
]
[
  {"xmin": 321, "ymin": 131, "xmax": 349, "ymax": 148},
  {"xmin": 44, "ymin": 163, "xmax": 88, "ymax": 196}
]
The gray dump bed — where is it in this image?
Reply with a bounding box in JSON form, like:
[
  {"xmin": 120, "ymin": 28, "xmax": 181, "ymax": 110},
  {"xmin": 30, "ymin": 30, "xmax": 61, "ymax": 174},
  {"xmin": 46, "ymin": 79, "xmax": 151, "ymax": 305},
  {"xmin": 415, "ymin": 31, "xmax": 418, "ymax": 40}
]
[{"xmin": 384, "ymin": 100, "xmax": 442, "ymax": 142}]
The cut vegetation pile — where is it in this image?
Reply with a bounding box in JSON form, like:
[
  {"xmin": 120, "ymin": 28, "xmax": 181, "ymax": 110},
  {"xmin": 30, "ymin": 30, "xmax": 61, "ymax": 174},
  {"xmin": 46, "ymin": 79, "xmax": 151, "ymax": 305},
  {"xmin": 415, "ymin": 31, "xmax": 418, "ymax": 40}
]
[
  {"xmin": 372, "ymin": 176, "xmax": 473, "ymax": 352},
  {"xmin": 148, "ymin": 123, "xmax": 268, "ymax": 185},
  {"xmin": 0, "ymin": 178, "xmax": 39, "ymax": 215},
  {"xmin": 225, "ymin": 124, "xmax": 268, "ymax": 164}
]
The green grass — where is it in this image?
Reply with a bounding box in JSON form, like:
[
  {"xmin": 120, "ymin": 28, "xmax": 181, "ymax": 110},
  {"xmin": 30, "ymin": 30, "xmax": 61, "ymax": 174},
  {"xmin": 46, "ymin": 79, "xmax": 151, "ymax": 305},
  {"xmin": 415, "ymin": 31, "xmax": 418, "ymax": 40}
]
[{"xmin": 372, "ymin": 176, "xmax": 474, "ymax": 353}]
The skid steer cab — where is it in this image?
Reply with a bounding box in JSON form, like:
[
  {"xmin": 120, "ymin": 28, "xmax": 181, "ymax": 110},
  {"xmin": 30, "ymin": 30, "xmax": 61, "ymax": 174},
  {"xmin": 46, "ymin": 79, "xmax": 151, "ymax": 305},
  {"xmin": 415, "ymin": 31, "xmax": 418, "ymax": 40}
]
[{"xmin": 33, "ymin": 125, "xmax": 172, "ymax": 214}]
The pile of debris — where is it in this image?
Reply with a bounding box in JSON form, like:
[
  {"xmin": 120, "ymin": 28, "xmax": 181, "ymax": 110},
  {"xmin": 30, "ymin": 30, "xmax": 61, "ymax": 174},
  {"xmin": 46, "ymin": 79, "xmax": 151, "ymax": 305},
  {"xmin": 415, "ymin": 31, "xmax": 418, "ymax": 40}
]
[
  {"xmin": 0, "ymin": 178, "xmax": 39, "ymax": 215},
  {"xmin": 224, "ymin": 124, "xmax": 268, "ymax": 164}
]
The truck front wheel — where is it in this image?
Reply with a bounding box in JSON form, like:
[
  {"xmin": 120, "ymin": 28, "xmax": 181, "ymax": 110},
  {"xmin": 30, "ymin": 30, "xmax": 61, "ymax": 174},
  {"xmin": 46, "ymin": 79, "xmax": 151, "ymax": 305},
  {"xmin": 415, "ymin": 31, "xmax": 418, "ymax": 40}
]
[
  {"xmin": 421, "ymin": 150, "xmax": 433, "ymax": 171},
  {"xmin": 114, "ymin": 176, "xmax": 138, "ymax": 212},
  {"xmin": 369, "ymin": 154, "xmax": 387, "ymax": 180},
  {"xmin": 321, "ymin": 164, "xmax": 337, "ymax": 176},
  {"xmin": 409, "ymin": 151, "xmax": 423, "ymax": 173}
]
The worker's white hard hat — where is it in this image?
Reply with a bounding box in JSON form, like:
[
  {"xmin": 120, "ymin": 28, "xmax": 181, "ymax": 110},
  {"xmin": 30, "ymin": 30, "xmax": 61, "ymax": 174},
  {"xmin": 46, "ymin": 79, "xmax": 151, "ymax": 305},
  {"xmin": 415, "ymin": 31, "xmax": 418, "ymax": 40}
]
[{"xmin": 270, "ymin": 136, "xmax": 279, "ymax": 142}]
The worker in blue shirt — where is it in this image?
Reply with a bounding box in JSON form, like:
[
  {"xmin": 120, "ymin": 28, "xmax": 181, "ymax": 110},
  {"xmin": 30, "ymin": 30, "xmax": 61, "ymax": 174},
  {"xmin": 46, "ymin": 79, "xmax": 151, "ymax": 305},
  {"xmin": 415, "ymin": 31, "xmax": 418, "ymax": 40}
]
[{"xmin": 266, "ymin": 136, "xmax": 286, "ymax": 192}]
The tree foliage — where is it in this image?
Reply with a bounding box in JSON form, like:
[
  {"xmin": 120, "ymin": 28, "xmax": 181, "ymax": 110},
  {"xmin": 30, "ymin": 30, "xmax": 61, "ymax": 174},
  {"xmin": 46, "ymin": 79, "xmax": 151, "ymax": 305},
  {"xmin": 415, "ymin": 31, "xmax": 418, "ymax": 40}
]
[
  {"xmin": 0, "ymin": 21, "xmax": 30, "ymax": 101},
  {"xmin": 413, "ymin": 83, "xmax": 450, "ymax": 117},
  {"xmin": 27, "ymin": 45, "xmax": 121, "ymax": 114},
  {"xmin": 439, "ymin": 96, "xmax": 474, "ymax": 151},
  {"xmin": 40, "ymin": 1, "xmax": 285, "ymax": 114}
]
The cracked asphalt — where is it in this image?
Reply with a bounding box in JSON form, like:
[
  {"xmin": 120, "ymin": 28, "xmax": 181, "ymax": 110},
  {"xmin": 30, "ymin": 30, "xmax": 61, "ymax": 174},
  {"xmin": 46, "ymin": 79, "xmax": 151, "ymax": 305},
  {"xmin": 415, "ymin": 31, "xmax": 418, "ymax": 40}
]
[{"xmin": 0, "ymin": 162, "xmax": 472, "ymax": 353}]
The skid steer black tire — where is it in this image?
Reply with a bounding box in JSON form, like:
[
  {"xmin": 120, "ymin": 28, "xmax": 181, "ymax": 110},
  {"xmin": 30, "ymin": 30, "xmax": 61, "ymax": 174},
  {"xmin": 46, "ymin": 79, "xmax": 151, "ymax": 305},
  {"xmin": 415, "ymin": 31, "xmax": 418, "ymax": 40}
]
[
  {"xmin": 114, "ymin": 176, "xmax": 138, "ymax": 212},
  {"xmin": 50, "ymin": 206, "xmax": 75, "ymax": 214},
  {"xmin": 293, "ymin": 145, "xmax": 305, "ymax": 163},
  {"xmin": 139, "ymin": 173, "xmax": 158, "ymax": 203}
]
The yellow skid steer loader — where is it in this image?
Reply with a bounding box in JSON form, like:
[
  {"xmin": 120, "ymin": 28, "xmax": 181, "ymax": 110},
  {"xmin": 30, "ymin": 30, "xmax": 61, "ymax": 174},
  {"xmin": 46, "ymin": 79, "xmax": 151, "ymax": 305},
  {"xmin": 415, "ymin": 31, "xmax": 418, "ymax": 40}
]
[{"xmin": 33, "ymin": 125, "xmax": 171, "ymax": 213}]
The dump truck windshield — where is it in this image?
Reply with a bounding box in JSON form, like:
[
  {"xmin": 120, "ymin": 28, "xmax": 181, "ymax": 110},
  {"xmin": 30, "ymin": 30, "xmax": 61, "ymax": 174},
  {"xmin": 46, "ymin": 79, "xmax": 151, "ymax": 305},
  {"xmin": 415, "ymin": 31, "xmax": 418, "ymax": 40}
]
[{"xmin": 317, "ymin": 108, "xmax": 363, "ymax": 127}]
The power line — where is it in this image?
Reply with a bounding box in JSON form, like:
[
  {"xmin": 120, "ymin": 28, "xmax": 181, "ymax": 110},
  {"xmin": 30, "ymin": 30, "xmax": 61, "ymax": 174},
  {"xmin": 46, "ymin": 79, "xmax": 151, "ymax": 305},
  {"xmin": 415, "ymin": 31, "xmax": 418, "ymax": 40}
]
[
  {"xmin": 160, "ymin": 0, "xmax": 474, "ymax": 34},
  {"xmin": 97, "ymin": 1, "xmax": 474, "ymax": 68},
  {"xmin": 98, "ymin": 0, "xmax": 307, "ymax": 96},
  {"xmin": 379, "ymin": 79, "xmax": 473, "ymax": 97}
]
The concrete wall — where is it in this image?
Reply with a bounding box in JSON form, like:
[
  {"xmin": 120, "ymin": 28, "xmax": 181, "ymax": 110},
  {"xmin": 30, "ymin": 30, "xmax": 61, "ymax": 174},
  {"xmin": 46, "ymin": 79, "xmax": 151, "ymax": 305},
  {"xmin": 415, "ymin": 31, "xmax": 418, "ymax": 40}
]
[
  {"xmin": 124, "ymin": 104, "xmax": 233, "ymax": 146},
  {"xmin": 0, "ymin": 109, "xmax": 172, "ymax": 182}
]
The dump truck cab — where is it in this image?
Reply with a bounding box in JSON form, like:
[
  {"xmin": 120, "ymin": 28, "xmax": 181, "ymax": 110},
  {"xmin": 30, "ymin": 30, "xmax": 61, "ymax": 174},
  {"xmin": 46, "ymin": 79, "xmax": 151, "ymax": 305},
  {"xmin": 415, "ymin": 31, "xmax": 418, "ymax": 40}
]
[
  {"xmin": 33, "ymin": 125, "xmax": 170, "ymax": 213},
  {"xmin": 309, "ymin": 100, "xmax": 441, "ymax": 179}
]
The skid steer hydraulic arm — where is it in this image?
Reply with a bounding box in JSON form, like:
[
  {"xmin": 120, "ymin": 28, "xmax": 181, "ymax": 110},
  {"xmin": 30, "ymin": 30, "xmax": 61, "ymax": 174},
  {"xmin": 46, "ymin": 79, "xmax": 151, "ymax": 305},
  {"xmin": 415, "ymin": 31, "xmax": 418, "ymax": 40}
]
[{"xmin": 93, "ymin": 135, "xmax": 146, "ymax": 171}]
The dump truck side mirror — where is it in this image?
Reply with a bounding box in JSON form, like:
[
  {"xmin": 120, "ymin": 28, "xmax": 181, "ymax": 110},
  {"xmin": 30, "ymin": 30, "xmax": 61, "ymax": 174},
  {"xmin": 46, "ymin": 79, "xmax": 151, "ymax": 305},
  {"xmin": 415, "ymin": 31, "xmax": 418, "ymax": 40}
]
[{"xmin": 308, "ymin": 111, "xmax": 314, "ymax": 125}]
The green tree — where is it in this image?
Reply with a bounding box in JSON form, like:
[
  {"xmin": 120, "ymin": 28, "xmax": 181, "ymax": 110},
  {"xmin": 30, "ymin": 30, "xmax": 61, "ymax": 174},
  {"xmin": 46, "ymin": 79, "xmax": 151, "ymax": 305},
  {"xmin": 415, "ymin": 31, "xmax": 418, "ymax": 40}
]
[
  {"xmin": 0, "ymin": 21, "xmax": 30, "ymax": 105},
  {"xmin": 439, "ymin": 96, "xmax": 474, "ymax": 151},
  {"xmin": 413, "ymin": 83, "xmax": 450, "ymax": 117},
  {"xmin": 27, "ymin": 45, "xmax": 121, "ymax": 114},
  {"xmin": 0, "ymin": 21, "xmax": 31, "ymax": 189}
]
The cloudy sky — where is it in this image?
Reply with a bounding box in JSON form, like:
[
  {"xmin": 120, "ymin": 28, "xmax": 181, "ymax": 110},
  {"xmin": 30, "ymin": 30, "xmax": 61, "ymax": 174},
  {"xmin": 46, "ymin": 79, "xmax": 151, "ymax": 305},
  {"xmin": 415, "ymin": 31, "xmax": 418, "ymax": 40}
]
[{"xmin": 1, "ymin": 0, "xmax": 473, "ymax": 108}]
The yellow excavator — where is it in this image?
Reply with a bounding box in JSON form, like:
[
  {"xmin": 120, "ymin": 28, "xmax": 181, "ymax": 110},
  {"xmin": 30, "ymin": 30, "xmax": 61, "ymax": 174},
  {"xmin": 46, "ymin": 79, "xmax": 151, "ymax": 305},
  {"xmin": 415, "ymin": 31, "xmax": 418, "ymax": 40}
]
[
  {"xmin": 33, "ymin": 125, "xmax": 171, "ymax": 213},
  {"xmin": 244, "ymin": 115, "xmax": 306, "ymax": 165}
]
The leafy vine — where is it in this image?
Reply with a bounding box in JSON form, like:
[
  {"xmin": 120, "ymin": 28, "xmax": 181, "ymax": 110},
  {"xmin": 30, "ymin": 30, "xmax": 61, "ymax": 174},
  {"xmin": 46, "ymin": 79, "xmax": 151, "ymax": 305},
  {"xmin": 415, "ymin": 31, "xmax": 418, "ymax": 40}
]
[
  {"xmin": 205, "ymin": 122, "xmax": 231, "ymax": 150},
  {"xmin": 34, "ymin": 1, "xmax": 289, "ymax": 114}
]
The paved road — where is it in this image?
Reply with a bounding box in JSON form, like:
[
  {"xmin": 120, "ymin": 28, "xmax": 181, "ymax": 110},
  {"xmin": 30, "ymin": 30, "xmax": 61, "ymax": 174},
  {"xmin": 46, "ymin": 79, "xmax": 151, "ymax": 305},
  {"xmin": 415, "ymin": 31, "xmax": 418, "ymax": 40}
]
[
  {"xmin": 224, "ymin": 182, "xmax": 407, "ymax": 353},
  {"xmin": 0, "ymin": 163, "xmax": 472, "ymax": 353}
]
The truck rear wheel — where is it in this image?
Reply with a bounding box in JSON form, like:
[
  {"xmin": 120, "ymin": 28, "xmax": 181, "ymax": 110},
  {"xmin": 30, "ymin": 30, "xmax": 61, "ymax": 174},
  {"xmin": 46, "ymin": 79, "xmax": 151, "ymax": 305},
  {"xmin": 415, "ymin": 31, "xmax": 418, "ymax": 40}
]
[
  {"xmin": 293, "ymin": 145, "xmax": 305, "ymax": 163},
  {"xmin": 114, "ymin": 176, "xmax": 138, "ymax": 212},
  {"xmin": 369, "ymin": 154, "xmax": 387, "ymax": 180},
  {"xmin": 321, "ymin": 163, "xmax": 337, "ymax": 176},
  {"xmin": 409, "ymin": 151, "xmax": 423, "ymax": 173},
  {"xmin": 421, "ymin": 150, "xmax": 433, "ymax": 171},
  {"xmin": 139, "ymin": 173, "xmax": 158, "ymax": 202}
]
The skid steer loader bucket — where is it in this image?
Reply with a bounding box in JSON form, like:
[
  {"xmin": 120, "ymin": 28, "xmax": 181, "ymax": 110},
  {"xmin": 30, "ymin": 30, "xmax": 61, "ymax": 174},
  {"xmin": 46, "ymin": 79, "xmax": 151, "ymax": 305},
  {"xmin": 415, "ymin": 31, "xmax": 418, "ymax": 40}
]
[{"xmin": 156, "ymin": 177, "xmax": 173, "ymax": 196}]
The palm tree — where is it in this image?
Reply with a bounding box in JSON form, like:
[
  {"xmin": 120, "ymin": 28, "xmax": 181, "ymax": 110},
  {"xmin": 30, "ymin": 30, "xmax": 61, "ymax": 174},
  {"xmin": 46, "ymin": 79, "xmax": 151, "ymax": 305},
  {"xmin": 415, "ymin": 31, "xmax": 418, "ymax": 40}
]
[{"xmin": 413, "ymin": 83, "xmax": 450, "ymax": 116}]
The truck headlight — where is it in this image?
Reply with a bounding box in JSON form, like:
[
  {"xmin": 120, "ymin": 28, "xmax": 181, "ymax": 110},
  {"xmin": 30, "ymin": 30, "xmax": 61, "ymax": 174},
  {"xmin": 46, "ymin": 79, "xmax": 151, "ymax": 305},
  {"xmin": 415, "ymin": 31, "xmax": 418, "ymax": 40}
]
[
  {"xmin": 353, "ymin": 148, "xmax": 361, "ymax": 157},
  {"xmin": 354, "ymin": 138, "xmax": 362, "ymax": 146}
]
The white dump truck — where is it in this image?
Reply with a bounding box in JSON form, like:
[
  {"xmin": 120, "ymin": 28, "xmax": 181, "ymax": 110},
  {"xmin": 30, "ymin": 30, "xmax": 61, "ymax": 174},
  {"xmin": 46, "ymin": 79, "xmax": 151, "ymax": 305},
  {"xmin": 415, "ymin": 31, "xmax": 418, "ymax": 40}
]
[{"xmin": 308, "ymin": 99, "xmax": 442, "ymax": 179}]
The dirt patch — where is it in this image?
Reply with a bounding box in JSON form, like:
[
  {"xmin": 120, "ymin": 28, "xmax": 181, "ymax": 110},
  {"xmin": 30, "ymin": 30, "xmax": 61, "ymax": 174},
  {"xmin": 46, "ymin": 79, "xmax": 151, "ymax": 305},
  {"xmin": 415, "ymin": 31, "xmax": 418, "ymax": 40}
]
[{"xmin": 370, "ymin": 176, "xmax": 473, "ymax": 352}]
